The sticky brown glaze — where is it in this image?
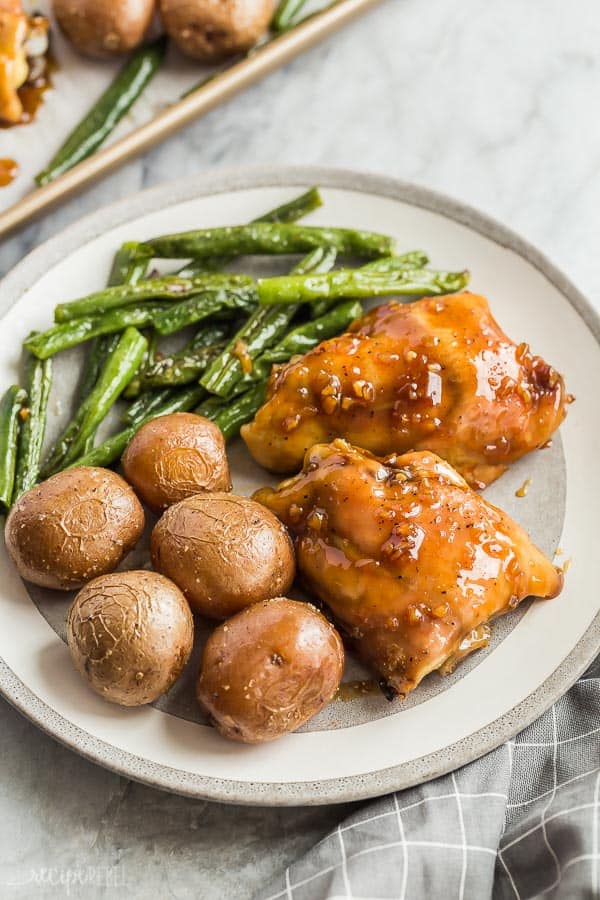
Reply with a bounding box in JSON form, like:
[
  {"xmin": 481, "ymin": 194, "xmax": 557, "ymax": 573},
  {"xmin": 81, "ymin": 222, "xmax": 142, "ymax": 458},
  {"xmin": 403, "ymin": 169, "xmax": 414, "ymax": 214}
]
[
  {"xmin": 197, "ymin": 598, "xmax": 344, "ymax": 743},
  {"xmin": 242, "ymin": 293, "xmax": 568, "ymax": 488},
  {"xmin": 67, "ymin": 570, "xmax": 194, "ymax": 706},
  {"xmin": 255, "ymin": 440, "xmax": 563, "ymax": 698},
  {"xmin": 150, "ymin": 492, "xmax": 295, "ymax": 619},
  {"xmin": 0, "ymin": 3, "xmax": 50, "ymax": 125},
  {"xmin": 122, "ymin": 412, "xmax": 231, "ymax": 512},
  {"xmin": 5, "ymin": 467, "xmax": 144, "ymax": 590}
]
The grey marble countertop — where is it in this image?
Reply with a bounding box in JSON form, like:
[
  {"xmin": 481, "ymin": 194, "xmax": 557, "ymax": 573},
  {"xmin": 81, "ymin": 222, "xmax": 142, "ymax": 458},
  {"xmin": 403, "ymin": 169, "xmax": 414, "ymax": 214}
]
[{"xmin": 1, "ymin": 1, "xmax": 599, "ymax": 897}]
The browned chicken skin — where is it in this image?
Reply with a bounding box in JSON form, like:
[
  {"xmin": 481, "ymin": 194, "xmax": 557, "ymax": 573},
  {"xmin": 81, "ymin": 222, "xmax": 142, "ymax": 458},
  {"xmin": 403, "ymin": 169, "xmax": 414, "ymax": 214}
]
[
  {"xmin": 242, "ymin": 293, "xmax": 568, "ymax": 488},
  {"xmin": 255, "ymin": 441, "xmax": 562, "ymax": 698}
]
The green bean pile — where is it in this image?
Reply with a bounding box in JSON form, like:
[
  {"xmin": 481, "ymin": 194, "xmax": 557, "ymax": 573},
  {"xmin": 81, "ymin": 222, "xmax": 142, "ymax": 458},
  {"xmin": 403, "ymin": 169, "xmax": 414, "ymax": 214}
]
[{"xmin": 0, "ymin": 187, "xmax": 470, "ymax": 510}]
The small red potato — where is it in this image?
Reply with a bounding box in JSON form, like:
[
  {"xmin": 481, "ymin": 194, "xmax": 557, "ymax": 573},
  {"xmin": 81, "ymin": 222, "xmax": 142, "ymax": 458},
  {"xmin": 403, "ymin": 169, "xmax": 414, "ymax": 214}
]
[
  {"xmin": 67, "ymin": 570, "xmax": 194, "ymax": 706},
  {"xmin": 197, "ymin": 598, "xmax": 345, "ymax": 742},
  {"xmin": 122, "ymin": 412, "xmax": 231, "ymax": 512},
  {"xmin": 5, "ymin": 466, "xmax": 144, "ymax": 590},
  {"xmin": 158, "ymin": 0, "xmax": 274, "ymax": 62},
  {"xmin": 53, "ymin": 0, "xmax": 155, "ymax": 58},
  {"xmin": 150, "ymin": 492, "xmax": 295, "ymax": 618}
]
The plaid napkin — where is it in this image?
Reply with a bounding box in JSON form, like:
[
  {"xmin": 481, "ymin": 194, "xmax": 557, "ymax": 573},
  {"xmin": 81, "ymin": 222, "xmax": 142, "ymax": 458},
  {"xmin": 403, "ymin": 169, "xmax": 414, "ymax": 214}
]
[{"xmin": 258, "ymin": 656, "xmax": 600, "ymax": 900}]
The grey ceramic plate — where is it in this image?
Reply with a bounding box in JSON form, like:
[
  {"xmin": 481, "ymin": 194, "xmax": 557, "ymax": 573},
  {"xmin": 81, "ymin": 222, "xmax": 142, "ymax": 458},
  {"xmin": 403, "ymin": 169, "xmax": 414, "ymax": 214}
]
[{"xmin": 0, "ymin": 167, "xmax": 598, "ymax": 805}]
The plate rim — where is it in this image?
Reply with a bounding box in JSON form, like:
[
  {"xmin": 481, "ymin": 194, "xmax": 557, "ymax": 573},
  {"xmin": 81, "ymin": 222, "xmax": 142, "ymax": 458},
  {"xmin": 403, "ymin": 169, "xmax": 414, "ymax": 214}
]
[{"xmin": 0, "ymin": 164, "xmax": 598, "ymax": 806}]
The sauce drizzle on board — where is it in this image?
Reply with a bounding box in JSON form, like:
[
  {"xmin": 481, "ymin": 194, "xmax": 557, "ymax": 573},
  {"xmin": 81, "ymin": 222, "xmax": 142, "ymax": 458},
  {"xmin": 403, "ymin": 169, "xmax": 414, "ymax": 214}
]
[{"xmin": 0, "ymin": 58, "xmax": 54, "ymax": 131}]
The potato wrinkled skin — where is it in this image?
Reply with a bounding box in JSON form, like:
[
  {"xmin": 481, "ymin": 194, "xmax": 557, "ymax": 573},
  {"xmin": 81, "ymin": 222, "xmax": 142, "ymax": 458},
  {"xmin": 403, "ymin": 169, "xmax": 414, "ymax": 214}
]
[
  {"xmin": 197, "ymin": 598, "xmax": 344, "ymax": 743},
  {"xmin": 158, "ymin": 0, "xmax": 274, "ymax": 62},
  {"xmin": 67, "ymin": 570, "xmax": 194, "ymax": 706},
  {"xmin": 122, "ymin": 413, "xmax": 231, "ymax": 513},
  {"xmin": 5, "ymin": 467, "xmax": 145, "ymax": 590},
  {"xmin": 53, "ymin": 0, "xmax": 155, "ymax": 58},
  {"xmin": 150, "ymin": 492, "xmax": 295, "ymax": 619}
]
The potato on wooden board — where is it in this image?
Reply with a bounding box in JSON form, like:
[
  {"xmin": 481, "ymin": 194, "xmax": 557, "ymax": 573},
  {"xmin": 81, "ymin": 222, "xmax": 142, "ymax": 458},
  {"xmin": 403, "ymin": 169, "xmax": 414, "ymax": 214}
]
[
  {"xmin": 53, "ymin": 0, "xmax": 155, "ymax": 58},
  {"xmin": 158, "ymin": 0, "xmax": 274, "ymax": 62}
]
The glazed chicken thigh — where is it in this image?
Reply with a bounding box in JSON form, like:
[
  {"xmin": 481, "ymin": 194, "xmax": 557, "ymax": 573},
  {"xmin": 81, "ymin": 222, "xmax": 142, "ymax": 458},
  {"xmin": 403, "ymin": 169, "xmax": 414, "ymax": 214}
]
[
  {"xmin": 255, "ymin": 440, "xmax": 562, "ymax": 698},
  {"xmin": 242, "ymin": 293, "xmax": 568, "ymax": 488}
]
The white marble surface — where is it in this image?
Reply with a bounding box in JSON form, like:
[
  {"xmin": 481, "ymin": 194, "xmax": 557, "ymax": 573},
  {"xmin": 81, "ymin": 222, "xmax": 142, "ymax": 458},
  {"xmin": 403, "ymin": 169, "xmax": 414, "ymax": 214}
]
[{"xmin": 1, "ymin": 0, "xmax": 599, "ymax": 897}]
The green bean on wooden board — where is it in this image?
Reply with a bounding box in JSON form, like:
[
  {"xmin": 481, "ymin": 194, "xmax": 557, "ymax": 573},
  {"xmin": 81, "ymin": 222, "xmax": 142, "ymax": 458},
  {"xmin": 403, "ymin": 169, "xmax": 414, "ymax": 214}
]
[
  {"xmin": 153, "ymin": 287, "xmax": 256, "ymax": 336},
  {"xmin": 70, "ymin": 385, "xmax": 206, "ymax": 470},
  {"xmin": 56, "ymin": 328, "xmax": 148, "ymax": 469},
  {"xmin": 54, "ymin": 274, "xmax": 253, "ymax": 322},
  {"xmin": 0, "ymin": 386, "xmax": 27, "ymax": 512},
  {"xmin": 201, "ymin": 246, "xmax": 338, "ymax": 399},
  {"xmin": 176, "ymin": 187, "xmax": 324, "ymax": 277},
  {"xmin": 145, "ymin": 223, "xmax": 394, "ymax": 261},
  {"xmin": 25, "ymin": 303, "xmax": 172, "ymax": 360},
  {"xmin": 35, "ymin": 40, "xmax": 166, "ymax": 187},
  {"xmin": 272, "ymin": 0, "xmax": 309, "ymax": 31},
  {"xmin": 13, "ymin": 355, "xmax": 53, "ymax": 499},
  {"xmin": 258, "ymin": 267, "xmax": 470, "ymax": 305}
]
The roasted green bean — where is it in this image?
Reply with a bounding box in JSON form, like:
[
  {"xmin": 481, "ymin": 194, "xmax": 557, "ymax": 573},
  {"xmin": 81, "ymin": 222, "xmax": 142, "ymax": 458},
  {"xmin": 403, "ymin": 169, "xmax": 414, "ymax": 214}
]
[
  {"xmin": 0, "ymin": 386, "xmax": 27, "ymax": 511},
  {"xmin": 176, "ymin": 187, "xmax": 323, "ymax": 277},
  {"xmin": 35, "ymin": 40, "xmax": 166, "ymax": 186},
  {"xmin": 201, "ymin": 246, "xmax": 337, "ymax": 398},
  {"xmin": 25, "ymin": 303, "xmax": 171, "ymax": 359},
  {"xmin": 55, "ymin": 274, "xmax": 253, "ymax": 322},
  {"xmin": 258, "ymin": 267, "xmax": 470, "ymax": 305},
  {"xmin": 70, "ymin": 385, "xmax": 206, "ymax": 469},
  {"xmin": 57, "ymin": 328, "xmax": 148, "ymax": 469},
  {"xmin": 146, "ymin": 223, "xmax": 394, "ymax": 261},
  {"xmin": 13, "ymin": 355, "xmax": 53, "ymax": 498},
  {"xmin": 153, "ymin": 287, "xmax": 256, "ymax": 336}
]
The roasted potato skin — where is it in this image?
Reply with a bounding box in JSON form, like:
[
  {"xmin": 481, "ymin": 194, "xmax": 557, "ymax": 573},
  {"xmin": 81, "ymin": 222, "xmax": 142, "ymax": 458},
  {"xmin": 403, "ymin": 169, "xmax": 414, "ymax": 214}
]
[
  {"xmin": 67, "ymin": 570, "xmax": 194, "ymax": 706},
  {"xmin": 197, "ymin": 598, "xmax": 344, "ymax": 743},
  {"xmin": 5, "ymin": 467, "xmax": 144, "ymax": 590},
  {"xmin": 122, "ymin": 412, "xmax": 231, "ymax": 513},
  {"xmin": 150, "ymin": 492, "xmax": 295, "ymax": 618},
  {"xmin": 53, "ymin": 0, "xmax": 155, "ymax": 58},
  {"xmin": 158, "ymin": 0, "xmax": 274, "ymax": 62}
]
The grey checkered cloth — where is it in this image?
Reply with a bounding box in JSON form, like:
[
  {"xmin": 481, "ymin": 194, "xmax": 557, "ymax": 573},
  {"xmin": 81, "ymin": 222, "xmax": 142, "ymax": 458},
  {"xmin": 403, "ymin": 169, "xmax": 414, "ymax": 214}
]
[{"xmin": 258, "ymin": 657, "xmax": 600, "ymax": 900}]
